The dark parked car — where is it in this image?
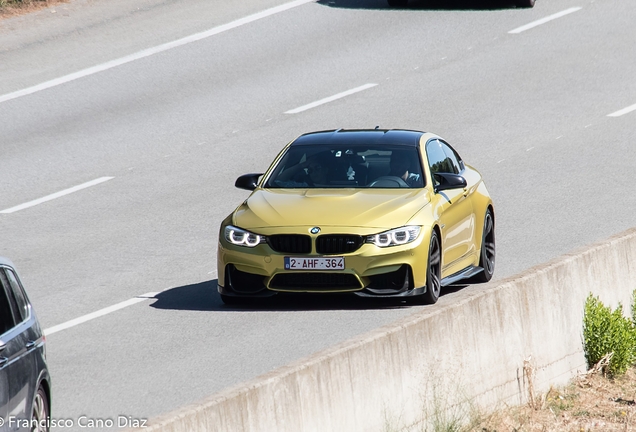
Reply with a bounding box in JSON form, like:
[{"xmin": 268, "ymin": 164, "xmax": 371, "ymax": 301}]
[
  {"xmin": 0, "ymin": 257, "xmax": 51, "ymax": 432},
  {"xmin": 387, "ymin": 0, "xmax": 534, "ymax": 7}
]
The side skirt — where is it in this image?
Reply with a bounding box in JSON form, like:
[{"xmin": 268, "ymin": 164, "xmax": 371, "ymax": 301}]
[{"xmin": 440, "ymin": 265, "xmax": 483, "ymax": 287}]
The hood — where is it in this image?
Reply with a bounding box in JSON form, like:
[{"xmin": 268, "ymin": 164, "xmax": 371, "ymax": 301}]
[{"xmin": 233, "ymin": 188, "xmax": 430, "ymax": 229}]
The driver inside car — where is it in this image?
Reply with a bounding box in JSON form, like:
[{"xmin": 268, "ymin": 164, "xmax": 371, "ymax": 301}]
[{"xmin": 389, "ymin": 152, "xmax": 423, "ymax": 187}]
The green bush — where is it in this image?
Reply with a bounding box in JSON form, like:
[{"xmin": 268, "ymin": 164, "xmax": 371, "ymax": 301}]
[
  {"xmin": 632, "ymin": 290, "xmax": 636, "ymax": 325},
  {"xmin": 582, "ymin": 293, "xmax": 636, "ymax": 376}
]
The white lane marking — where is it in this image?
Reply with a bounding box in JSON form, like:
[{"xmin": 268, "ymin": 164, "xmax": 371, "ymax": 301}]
[
  {"xmin": 285, "ymin": 83, "xmax": 378, "ymax": 114},
  {"xmin": 608, "ymin": 103, "xmax": 636, "ymax": 117},
  {"xmin": 137, "ymin": 292, "xmax": 161, "ymax": 299},
  {"xmin": 0, "ymin": 0, "xmax": 315, "ymax": 104},
  {"xmin": 0, "ymin": 177, "xmax": 113, "ymax": 214},
  {"xmin": 508, "ymin": 7, "xmax": 582, "ymax": 34},
  {"xmin": 44, "ymin": 292, "xmax": 158, "ymax": 336}
]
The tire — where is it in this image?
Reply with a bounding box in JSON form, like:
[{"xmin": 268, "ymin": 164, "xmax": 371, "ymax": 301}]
[
  {"xmin": 32, "ymin": 386, "xmax": 50, "ymax": 432},
  {"xmin": 474, "ymin": 208, "xmax": 495, "ymax": 283},
  {"xmin": 420, "ymin": 230, "xmax": 442, "ymax": 304},
  {"xmin": 387, "ymin": 0, "xmax": 408, "ymax": 7},
  {"xmin": 517, "ymin": 0, "xmax": 535, "ymax": 7}
]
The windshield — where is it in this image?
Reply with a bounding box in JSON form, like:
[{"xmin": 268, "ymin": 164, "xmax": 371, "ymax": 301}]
[{"xmin": 264, "ymin": 144, "xmax": 425, "ymax": 189}]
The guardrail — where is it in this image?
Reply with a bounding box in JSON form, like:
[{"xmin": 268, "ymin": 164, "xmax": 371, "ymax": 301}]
[{"xmin": 128, "ymin": 227, "xmax": 636, "ymax": 432}]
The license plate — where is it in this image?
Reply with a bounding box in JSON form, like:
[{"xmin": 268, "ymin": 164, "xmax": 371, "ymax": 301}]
[{"xmin": 284, "ymin": 257, "xmax": 345, "ymax": 270}]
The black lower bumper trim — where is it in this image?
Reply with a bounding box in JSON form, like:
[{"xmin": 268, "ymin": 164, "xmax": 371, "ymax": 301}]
[{"xmin": 218, "ymin": 283, "xmax": 278, "ymax": 298}]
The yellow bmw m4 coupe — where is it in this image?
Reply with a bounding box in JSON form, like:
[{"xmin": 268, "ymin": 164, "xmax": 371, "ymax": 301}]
[{"xmin": 217, "ymin": 129, "xmax": 495, "ymax": 305}]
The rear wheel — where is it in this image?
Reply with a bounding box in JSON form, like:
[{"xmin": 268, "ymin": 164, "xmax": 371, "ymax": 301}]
[
  {"xmin": 474, "ymin": 208, "xmax": 495, "ymax": 283},
  {"xmin": 32, "ymin": 386, "xmax": 49, "ymax": 432},
  {"xmin": 420, "ymin": 230, "xmax": 441, "ymax": 304}
]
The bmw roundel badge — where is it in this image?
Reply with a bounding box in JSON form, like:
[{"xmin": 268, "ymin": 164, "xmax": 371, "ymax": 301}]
[{"xmin": 310, "ymin": 227, "xmax": 321, "ymax": 234}]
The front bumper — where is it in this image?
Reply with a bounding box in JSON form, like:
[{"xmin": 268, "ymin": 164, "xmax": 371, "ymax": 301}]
[{"xmin": 217, "ymin": 228, "xmax": 432, "ymax": 299}]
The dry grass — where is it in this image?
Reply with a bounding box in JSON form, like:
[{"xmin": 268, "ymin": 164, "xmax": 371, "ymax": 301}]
[
  {"xmin": 473, "ymin": 366, "xmax": 636, "ymax": 432},
  {"xmin": 0, "ymin": 0, "xmax": 69, "ymax": 19}
]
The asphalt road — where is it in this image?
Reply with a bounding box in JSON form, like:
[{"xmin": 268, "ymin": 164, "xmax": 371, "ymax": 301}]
[{"xmin": 1, "ymin": 0, "xmax": 635, "ymax": 430}]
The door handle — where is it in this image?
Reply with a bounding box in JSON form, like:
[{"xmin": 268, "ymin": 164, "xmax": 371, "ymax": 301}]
[
  {"xmin": 25, "ymin": 340, "xmax": 37, "ymax": 349},
  {"xmin": 0, "ymin": 357, "xmax": 8, "ymax": 366}
]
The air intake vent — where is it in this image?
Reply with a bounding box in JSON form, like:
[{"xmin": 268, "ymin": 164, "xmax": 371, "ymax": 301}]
[
  {"xmin": 270, "ymin": 273, "xmax": 361, "ymax": 290},
  {"xmin": 268, "ymin": 235, "xmax": 312, "ymax": 254},
  {"xmin": 316, "ymin": 235, "xmax": 364, "ymax": 254}
]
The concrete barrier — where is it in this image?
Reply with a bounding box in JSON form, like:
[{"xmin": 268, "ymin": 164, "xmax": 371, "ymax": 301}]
[{"xmin": 130, "ymin": 227, "xmax": 636, "ymax": 432}]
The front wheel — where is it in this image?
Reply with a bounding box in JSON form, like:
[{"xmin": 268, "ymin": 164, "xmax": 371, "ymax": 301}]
[
  {"xmin": 474, "ymin": 208, "xmax": 495, "ymax": 283},
  {"xmin": 418, "ymin": 230, "xmax": 442, "ymax": 304},
  {"xmin": 32, "ymin": 386, "xmax": 50, "ymax": 432}
]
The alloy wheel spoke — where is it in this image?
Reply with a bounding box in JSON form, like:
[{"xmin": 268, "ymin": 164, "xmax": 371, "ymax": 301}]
[
  {"xmin": 32, "ymin": 393, "xmax": 45, "ymax": 432},
  {"xmin": 486, "ymin": 259, "xmax": 494, "ymax": 273},
  {"xmin": 432, "ymin": 274, "xmax": 441, "ymax": 294},
  {"xmin": 430, "ymin": 241, "xmax": 441, "ymax": 266}
]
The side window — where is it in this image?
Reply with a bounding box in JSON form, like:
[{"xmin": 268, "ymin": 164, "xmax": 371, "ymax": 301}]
[
  {"xmin": 426, "ymin": 140, "xmax": 456, "ymax": 183},
  {"xmin": 0, "ymin": 271, "xmax": 17, "ymax": 336},
  {"xmin": 5, "ymin": 269, "xmax": 29, "ymax": 323},
  {"xmin": 440, "ymin": 141, "xmax": 464, "ymax": 173}
]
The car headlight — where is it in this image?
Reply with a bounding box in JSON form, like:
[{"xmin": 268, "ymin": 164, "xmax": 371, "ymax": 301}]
[
  {"xmin": 224, "ymin": 226, "xmax": 266, "ymax": 247},
  {"xmin": 366, "ymin": 226, "xmax": 421, "ymax": 248}
]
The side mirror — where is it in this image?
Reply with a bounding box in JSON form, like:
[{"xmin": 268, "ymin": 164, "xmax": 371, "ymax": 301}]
[
  {"xmin": 235, "ymin": 173, "xmax": 263, "ymax": 191},
  {"xmin": 434, "ymin": 172, "xmax": 467, "ymax": 193}
]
